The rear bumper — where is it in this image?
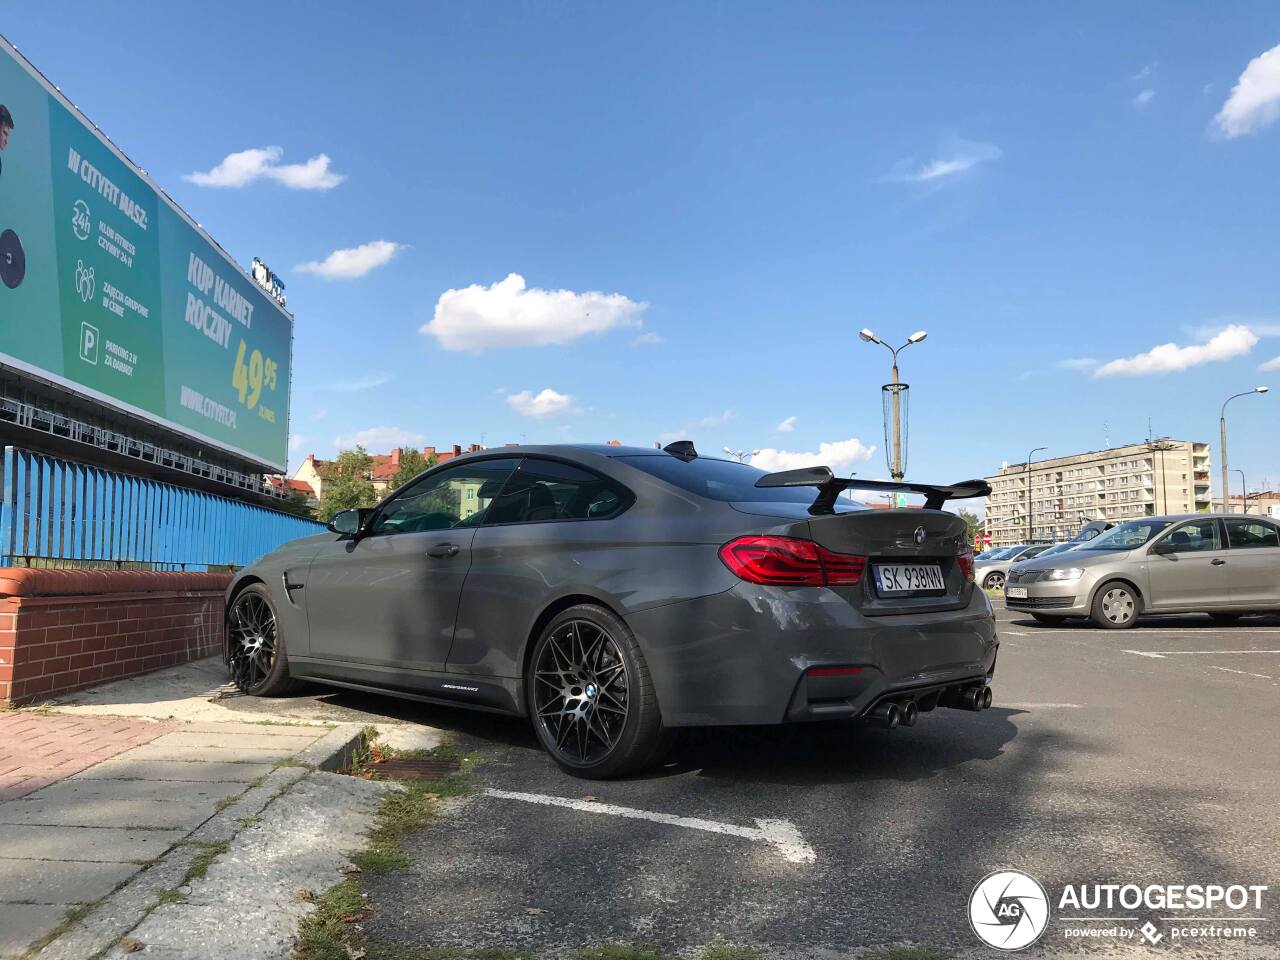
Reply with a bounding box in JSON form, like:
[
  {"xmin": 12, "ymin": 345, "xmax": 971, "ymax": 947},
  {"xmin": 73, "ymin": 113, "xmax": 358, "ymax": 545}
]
[{"xmin": 626, "ymin": 583, "xmax": 998, "ymax": 726}]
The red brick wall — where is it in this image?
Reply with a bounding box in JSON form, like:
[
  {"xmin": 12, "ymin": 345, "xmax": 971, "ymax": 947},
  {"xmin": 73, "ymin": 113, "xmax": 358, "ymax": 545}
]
[{"xmin": 0, "ymin": 570, "xmax": 233, "ymax": 705}]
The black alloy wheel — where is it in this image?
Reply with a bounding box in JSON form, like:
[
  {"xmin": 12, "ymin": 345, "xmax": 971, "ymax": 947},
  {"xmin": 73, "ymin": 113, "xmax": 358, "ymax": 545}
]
[
  {"xmin": 528, "ymin": 605, "xmax": 668, "ymax": 778},
  {"xmin": 534, "ymin": 619, "xmax": 629, "ymax": 765},
  {"xmin": 227, "ymin": 585, "xmax": 300, "ymax": 696}
]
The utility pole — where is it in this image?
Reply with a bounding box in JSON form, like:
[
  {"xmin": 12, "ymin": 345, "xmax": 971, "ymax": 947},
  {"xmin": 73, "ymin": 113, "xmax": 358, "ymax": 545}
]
[
  {"xmin": 859, "ymin": 328, "xmax": 928, "ymax": 480},
  {"xmin": 1220, "ymin": 387, "xmax": 1268, "ymax": 512},
  {"xmin": 1025, "ymin": 446, "xmax": 1046, "ymax": 543}
]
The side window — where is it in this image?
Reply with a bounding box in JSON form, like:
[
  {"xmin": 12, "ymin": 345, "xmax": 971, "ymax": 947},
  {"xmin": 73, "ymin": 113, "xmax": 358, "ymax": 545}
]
[
  {"xmin": 367, "ymin": 458, "xmax": 520, "ymax": 536},
  {"xmin": 1160, "ymin": 519, "xmax": 1221, "ymax": 553},
  {"xmin": 1225, "ymin": 519, "xmax": 1280, "ymax": 550},
  {"xmin": 483, "ymin": 459, "xmax": 630, "ymax": 525}
]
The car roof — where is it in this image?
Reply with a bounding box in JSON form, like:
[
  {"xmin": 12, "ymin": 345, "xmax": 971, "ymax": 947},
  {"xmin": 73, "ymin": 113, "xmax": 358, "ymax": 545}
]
[{"xmin": 443, "ymin": 443, "xmax": 739, "ymax": 464}]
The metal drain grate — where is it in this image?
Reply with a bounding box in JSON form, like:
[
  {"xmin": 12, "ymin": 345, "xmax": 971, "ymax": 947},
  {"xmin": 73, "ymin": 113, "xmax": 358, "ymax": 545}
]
[{"xmin": 370, "ymin": 758, "xmax": 460, "ymax": 780}]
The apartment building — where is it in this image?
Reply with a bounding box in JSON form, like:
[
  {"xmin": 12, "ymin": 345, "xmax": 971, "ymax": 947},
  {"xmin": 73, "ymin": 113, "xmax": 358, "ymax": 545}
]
[{"xmin": 983, "ymin": 440, "xmax": 1213, "ymax": 546}]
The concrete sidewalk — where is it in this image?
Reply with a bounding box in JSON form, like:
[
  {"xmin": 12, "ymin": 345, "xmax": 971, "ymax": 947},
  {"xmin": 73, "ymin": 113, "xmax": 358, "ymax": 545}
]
[{"xmin": 0, "ymin": 658, "xmax": 442, "ymax": 959}]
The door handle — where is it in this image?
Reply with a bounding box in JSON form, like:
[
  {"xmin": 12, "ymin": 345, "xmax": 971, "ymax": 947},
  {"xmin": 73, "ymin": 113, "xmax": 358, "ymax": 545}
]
[
  {"xmin": 426, "ymin": 542, "xmax": 461, "ymax": 559},
  {"xmin": 1211, "ymin": 558, "xmax": 1226, "ymax": 566}
]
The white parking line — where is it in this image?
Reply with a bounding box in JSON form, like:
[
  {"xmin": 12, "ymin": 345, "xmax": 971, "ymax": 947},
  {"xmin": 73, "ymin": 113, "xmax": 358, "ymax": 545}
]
[
  {"xmin": 1209, "ymin": 666, "xmax": 1275, "ymax": 680},
  {"xmin": 482, "ymin": 788, "xmax": 816, "ymax": 864},
  {"xmin": 1123, "ymin": 649, "xmax": 1280, "ymax": 659}
]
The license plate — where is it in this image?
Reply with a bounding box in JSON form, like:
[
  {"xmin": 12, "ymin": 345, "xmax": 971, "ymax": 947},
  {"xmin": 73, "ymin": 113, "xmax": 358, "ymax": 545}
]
[
  {"xmin": 873, "ymin": 563, "xmax": 945, "ymax": 596},
  {"xmin": 1006, "ymin": 586, "xmax": 1028, "ymax": 599}
]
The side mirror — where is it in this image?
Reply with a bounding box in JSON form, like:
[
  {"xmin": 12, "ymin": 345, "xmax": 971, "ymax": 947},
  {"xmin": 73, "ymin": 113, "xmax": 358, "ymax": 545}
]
[
  {"xmin": 1151, "ymin": 540, "xmax": 1176, "ymax": 556},
  {"xmin": 328, "ymin": 508, "xmax": 372, "ymax": 537}
]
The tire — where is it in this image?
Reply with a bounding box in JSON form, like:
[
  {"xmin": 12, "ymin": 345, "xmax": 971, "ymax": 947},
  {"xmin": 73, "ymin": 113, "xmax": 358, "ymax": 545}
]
[
  {"xmin": 1209, "ymin": 613, "xmax": 1242, "ymax": 625},
  {"xmin": 226, "ymin": 584, "xmax": 304, "ymax": 696},
  {"xmin": 1090, "ymin": 581, "xmax": 1140, "ymax": 630},
  {"xmin": 983, "ymin": 571, "xmax": 1005, "ymax": 591},
  {"xmin": 527, "ymin": 604, "xmax": 669, "ymax": 779},
  {"xmin": 1031, "ymin": 613, "xmax": 1066, "ymax": 625}
]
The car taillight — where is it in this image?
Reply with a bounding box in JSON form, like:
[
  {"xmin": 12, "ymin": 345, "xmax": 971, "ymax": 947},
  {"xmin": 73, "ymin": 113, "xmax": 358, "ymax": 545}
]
[
  {"xmin": 719, "ymin": 536, "xmax": 866, "ymax": 587},
  {"xmin": 957, "ymin": 549, "xmax": 975, "ymax": 583}
]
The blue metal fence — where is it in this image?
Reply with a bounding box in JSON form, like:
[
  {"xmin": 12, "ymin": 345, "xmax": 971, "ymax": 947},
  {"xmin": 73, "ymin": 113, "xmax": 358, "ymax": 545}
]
[{"xmin": 0, "ymin": 446, "xmax": 325, "ymax": 570}]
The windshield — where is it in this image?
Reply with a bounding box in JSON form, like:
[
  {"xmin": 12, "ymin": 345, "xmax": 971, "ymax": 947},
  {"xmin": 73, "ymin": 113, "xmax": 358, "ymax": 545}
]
[
  {"xmin": 978, "ymin": 546, "xmax": 1021, "ymax": 561},
  {"xmin": 1035, "ymin": 543, "xmax": 1076, "ymax": 557},
  {"xmin": 1078, "ymin": 519, "xmax": 1171, "ymax": 551},
  {"xmin": 617, "ymin": 455, "xmax": 866, "ymax": 507}
]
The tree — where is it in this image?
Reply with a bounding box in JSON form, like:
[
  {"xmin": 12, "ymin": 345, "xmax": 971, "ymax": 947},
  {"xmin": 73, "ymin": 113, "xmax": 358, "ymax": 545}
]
[
  {"xmin": 389, "ymin": 447, "xmax": 435, "ymax": 491},
  {"xmin": 318, "ymin": 446, "xmax": 378, "ymax": 521},
  {"xmin": 958, "ymin": 509, "xmax": 982, "ymax": 546},
  {"xmin": 277, "ymin": 490, "xmax": 315, "ymax": 519}
]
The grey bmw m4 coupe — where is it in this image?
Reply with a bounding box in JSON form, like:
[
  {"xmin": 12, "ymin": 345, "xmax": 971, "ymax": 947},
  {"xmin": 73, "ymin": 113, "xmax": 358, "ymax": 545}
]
[{"xmin": 225, "ymin": 443, "xmax": 998, "ymax": 778}]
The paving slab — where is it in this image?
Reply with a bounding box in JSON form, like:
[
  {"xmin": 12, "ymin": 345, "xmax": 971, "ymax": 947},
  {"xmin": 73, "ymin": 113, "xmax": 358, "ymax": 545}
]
[
  {"xmin": 0, "ymin": 903, "xmax": 66, "ymax": 957},
  {"xmin": 116, "ymin": 742, "xmax": 300, "ymax": 763},
  {"xmin": 71, "ymin": 758, "xmax": 277, "ymax": 783},
  {"xmin": 0, "ymin": 796, "xmax": 219, "ymax": 830},
  {"xmin": 151, "ymin": 729, "xmax": 324, "ymax": 750},
  {"xmin": 18, "ymin": 777, "xmax": 244, "ymax": 805},
  {"xmin": 0, "ymin": 857, "xmax": 139, "ymax": 903},
  {"xmin": 0, "ymin": 824, "xmax": 185, "ymax": 862}
]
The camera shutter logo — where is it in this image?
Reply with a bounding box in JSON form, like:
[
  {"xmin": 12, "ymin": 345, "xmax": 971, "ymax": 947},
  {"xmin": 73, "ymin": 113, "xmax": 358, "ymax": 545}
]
[{"xmin": 968, "ymin": 870, "xmax": 1050, "ymax": 950}]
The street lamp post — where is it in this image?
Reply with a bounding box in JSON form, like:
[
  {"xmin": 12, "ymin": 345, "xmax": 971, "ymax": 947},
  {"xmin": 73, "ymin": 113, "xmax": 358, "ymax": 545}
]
[
  {"xmin": 1220, "ymin": 387, "xmax": 1269, "ymax": 512},
  {"xmin": 722, "ymin": 447, "xmax": 760, "ymax": 464},
  {"xmin": 1235, "ymin": 468, "xmax": 1248, "ymax": 514},
  {"xmin": 859, "ymin": 328, "xmax": 927, "ymax": 480},
  {"xmin": 1025, "ymin": 446, "xmax": 1047, "ymax": 543}
]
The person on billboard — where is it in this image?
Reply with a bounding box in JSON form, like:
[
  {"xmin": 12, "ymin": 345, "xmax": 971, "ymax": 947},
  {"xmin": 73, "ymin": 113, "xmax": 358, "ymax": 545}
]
[{"xmin": 0, "ymin": 103, "xmax": 26, "ymax": 289}]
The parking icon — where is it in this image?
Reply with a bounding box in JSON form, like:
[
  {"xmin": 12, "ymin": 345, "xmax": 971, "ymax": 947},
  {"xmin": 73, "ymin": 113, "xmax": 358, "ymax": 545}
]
[{"xmin": 80, "ymin": 321, "xmax": 99, "ymax": 365}]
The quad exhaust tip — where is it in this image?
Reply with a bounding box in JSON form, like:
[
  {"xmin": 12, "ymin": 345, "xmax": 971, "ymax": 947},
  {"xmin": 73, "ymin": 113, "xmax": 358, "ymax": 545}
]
[
  {"xmin": 898, "ymin": 699, "xmax": 919, "ymax": 727},
  {"xmin": 869, "ymin": 701, "xmax": 901, "ymax": 728}
]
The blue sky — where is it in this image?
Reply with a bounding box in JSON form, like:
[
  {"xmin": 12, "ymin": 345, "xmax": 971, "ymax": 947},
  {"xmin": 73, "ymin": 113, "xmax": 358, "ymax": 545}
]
[{"xmin": 9, "ymin": 4, "xmax": 1280, "ymax": 500}]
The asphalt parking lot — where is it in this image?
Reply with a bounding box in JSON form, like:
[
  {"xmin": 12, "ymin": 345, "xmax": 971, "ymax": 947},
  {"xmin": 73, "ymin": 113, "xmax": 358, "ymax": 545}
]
[{"xmin": 253, "ymin": 603, "xmax": 1280, "ymax": 957}]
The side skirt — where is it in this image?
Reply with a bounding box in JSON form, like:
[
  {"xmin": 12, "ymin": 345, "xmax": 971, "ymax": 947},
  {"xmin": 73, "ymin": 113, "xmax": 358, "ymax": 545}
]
[{"xmin": 287, "ymin": 657, "xmax": 524, "ymax": 717}]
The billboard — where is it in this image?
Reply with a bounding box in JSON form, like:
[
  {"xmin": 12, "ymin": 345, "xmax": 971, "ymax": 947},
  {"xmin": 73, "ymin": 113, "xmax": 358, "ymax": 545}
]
[{"xmin": 0, "ymin": 34, "xmax": 291, "ymax": 471}]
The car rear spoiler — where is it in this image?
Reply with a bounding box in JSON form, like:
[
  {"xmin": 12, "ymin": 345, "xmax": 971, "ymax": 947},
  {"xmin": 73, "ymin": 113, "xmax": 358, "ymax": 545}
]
[{"xmin": 754, "ymin": 466, "xmax": 991, "ymax": 515}]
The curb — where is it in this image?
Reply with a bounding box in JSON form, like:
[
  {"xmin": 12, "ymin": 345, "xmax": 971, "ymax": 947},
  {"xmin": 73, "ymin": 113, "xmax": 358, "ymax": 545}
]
[{"xmin": 32, "ymin": 723, "xmax": 371, "ymax": 959}]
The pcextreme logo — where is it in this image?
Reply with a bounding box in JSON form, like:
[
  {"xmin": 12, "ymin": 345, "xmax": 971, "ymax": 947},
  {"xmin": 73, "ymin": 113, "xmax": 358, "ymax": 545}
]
[{"xmin": 969, "ymin": 870, "xmax": 1051, "ymax": 951}]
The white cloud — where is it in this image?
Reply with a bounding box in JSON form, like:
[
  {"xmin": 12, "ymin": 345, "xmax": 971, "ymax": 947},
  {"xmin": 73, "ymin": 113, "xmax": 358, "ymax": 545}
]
[
  {"xmin": 657, "ymin": 410, "xmax": 735, "ymax": 445},
  {"xmin": 295, "ymin": 240, "xmax": 404, "ymax": 280},
  {"xmin": 632, "ymin": 331, "xmax": 664, "ymax": 346},
  {"xmin": 1132, "ymin": 88, "xmax": 1156, "ymax": 108},
  {"xmin": 506, "ymin": 388, "xmax": 578, "ymax": 418},
  {"xmin": 1214, "ymin": 41, "xmax": 1280, "ymax": 138},
  {"xmin": 883, "ymin": 140, "xmax": 1002, "ymax": 184},
  {"xmin": 334, "ymin": 426, "xmax": 426, "ymax": 451},
  {"xmin": 325, "ymin": 372, "xmax": 392, "ymax": 392},
  {"xmin": 1056, "ymin": 357, "xmax": 1099, "ymax": 371},
  {"xmin": 422, "ymin": 273, "xmax": 646, "ymax": 352},
  {"xmin": 1094, "ymin": 324, "xmax": 1259, "ymax": 377},
  {"xmin": 775, "ymin": 415, "xmax": 797, "ymax": 433},
  {"xmin": 1131, "ymin": 63, "xmax": 1156, "ymax": 81},
  {"xmin": 750, "ymin": 438, "xmax": 876, "ymax": 474},
  {"xmin": 1260, "ymin": 355, "xmax": 1280, "ymax": 372},
  {"xmin": 184, "ymin": 146, "xmax": 345, "ymax": 190},
  {"xmin": 288, "ymin": 434, "xmax": 305, "ymax": 453}
]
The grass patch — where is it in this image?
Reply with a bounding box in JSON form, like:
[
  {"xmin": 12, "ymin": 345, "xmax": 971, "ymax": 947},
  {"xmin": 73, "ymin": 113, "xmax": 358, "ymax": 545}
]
[
  {"xmin": 184, "ymin": 840, "xmax": 229, "ymax": 881},
  {"xmin": 294, "ymin": 878, "xmax": 369, "ymax": 960},
  {"xmin": 156, "ymin": 889, "xmax": 186, "ymax": 906},
  {"xmin": 570, "ymin": 948, "xmax": 669, "ymax": 960},
  {"xmin": 237, "ymin": 815, "xmax": 262, "ymax": 829},
  {"xmin": 294, "ymin": 738, "xmax": 478, "ymax": 958},
  {"xmin": 866, "ymin": 948, "xmax": 951, "ymax": 960},
  {"xmin": 18, "ymin": 902, "xmax": 95, "ymax": 959}
]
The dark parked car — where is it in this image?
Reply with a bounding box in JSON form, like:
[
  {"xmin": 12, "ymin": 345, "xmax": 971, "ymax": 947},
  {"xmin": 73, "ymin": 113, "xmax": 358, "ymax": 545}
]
[{"xmin": 225, "ymin": 444, "xmax": 998, "ymax": 777}]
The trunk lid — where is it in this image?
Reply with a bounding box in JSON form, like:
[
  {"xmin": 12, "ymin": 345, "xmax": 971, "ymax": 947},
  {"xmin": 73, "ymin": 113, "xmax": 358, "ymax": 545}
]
[{"xmin": 795, "ymin": 508, "xmax": 971, "ymax": 615}]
